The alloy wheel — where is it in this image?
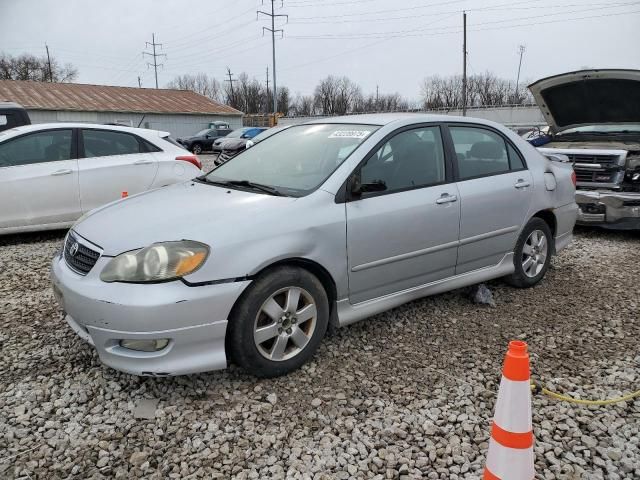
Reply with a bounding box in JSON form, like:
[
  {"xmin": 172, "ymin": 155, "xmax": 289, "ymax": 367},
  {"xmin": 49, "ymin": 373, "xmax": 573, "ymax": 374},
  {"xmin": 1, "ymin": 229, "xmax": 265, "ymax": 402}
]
[
  {"xmin": 522, "ymin": 229, "xmax": 548, "ymax": 278},
  {"xmin": 253, "ymin": 287, "xmax": 318, "ymax": 361}
]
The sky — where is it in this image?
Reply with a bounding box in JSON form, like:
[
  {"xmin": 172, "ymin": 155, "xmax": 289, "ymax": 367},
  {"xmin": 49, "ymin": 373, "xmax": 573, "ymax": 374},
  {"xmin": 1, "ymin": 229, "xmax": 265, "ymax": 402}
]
[{"xmin": 1, "ymin": 0, "xmax": 639, "ymax": 102}]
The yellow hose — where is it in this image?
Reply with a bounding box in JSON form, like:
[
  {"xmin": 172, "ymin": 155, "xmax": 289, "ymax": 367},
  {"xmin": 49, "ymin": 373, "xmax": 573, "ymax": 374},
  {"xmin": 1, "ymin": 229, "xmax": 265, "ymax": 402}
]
[{"xmin": 531, "ymin": 381, "xmax": 640, "ymax": 406}]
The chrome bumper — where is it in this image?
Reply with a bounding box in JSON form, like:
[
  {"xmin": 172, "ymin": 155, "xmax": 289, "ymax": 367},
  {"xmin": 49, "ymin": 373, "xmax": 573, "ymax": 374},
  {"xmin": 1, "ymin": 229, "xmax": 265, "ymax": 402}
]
[
  {"xmin": 51, "ymin": 253, "xmax": 251, "ymax": 376},
  {"xmin": 575, "ymin": 190, "xmax": 640, "ymax": 230}
]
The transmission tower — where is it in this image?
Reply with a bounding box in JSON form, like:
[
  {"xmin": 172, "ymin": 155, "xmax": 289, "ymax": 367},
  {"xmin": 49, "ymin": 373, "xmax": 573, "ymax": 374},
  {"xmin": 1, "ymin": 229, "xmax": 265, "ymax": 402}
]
[
  {"xmin": 257, "ymin": 1, "xmax": 288, "ymax": 115},
  {"xmin": 143, "ymin": 33, "xmax": 166, "ymax": 89}
]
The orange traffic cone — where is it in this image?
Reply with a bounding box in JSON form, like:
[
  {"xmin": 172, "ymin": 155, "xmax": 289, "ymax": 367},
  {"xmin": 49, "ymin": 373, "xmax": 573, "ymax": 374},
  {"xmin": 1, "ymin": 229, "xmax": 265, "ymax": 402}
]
[{"xmin": 484, "ymin": 340, "xmax": 535, "ymax": 479}]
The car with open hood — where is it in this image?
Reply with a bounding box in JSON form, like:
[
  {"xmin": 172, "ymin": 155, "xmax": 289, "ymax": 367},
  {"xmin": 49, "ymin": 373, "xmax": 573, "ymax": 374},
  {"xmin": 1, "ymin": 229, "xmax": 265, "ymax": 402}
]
[
  {"xmin": 529, "ymin": 69, "xmax": 640, "ymax": 229},
  {"xmin": 51, "ymin": 113, "xmax": 577, "ymax": 377}
]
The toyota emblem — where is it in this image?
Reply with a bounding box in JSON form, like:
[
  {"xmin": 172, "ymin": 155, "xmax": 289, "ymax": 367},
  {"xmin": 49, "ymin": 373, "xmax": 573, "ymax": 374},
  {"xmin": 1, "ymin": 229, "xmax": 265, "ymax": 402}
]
[{"xmin": 69, "ymin": 242, "xmax": 79, "ymax": 256}]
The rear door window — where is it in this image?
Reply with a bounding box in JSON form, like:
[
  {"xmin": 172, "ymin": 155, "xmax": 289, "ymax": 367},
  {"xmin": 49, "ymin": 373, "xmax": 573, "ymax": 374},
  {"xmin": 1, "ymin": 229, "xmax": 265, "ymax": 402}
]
[
  {"xmin": 81, "ymin": 129, "xmax": 142, "ymax": 158},
  {"xmin": 0, "ymin": 129, "xmax": 73, "ymax": 167},
  {"xmin": 450, "ymin": 126, "xmax": 511, "ymax": 180}
]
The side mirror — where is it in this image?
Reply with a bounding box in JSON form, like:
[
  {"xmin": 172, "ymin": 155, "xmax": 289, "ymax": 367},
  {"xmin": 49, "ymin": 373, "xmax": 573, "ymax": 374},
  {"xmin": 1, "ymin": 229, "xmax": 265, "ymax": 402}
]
[{"xmin": 349, "ymin": 174, "xmax": 386, "ymax": 197}]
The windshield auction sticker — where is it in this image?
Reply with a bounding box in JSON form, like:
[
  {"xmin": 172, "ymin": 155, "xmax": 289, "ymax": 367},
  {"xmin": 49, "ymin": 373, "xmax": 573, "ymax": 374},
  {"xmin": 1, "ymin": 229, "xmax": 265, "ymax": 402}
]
[{"xmin": 328, "ymin": 130, "xmax": 371, "ymax": 139}]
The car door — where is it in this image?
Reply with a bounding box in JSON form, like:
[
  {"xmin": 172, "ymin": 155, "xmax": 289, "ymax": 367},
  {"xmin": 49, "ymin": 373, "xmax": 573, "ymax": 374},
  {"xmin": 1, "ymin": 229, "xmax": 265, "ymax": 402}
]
[
  {"xmin": 345, "ymin": 125, "xmax": 460, "ymax": 304},
  {"xmin": 446, "ymin": 124, "xmax": 533, "ymax": 274},
  {"xmin": 78, "ymin": 128, "xmax": 159, "ymax": 213},
  {"xmin": 0, "ymin": 128, "xmax": 80, "ymax": 229},
  {"xmin": 202, "ymin": 129, "xmax": 216, "ymax": 149}
]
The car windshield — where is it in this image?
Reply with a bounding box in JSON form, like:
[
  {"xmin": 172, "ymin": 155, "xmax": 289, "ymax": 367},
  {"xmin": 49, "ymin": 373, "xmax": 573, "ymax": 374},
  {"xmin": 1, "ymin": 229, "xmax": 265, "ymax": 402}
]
[
  {"xmin": 205, "ymin": 124, "xmax": 378, "ymax": 196},
  {"xmin": 558, "ymin": 124, "xmax": 640, "ymax": 135},
  {"xmin": 195, "ymin": 129, "xmax": 211, "ymax": 136},
  {"xmin": 251, "ymin": 126, "xmax": 288, "ymax": 143},
  {"xmin": 226, "ymin": 128, "xmax": 248, "ymax": 139}
]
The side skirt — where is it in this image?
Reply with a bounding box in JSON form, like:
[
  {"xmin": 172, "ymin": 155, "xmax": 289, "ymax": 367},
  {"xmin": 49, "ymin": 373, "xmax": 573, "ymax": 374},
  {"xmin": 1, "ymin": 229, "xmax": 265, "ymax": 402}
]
[{"xmin": 336, "ymin": 253, "xmax": 515, "ymax": 327}]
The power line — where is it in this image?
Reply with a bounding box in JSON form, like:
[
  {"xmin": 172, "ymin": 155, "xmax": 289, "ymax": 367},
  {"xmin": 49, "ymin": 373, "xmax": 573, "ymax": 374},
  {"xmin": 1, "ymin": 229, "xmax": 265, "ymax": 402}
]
[
  {"xmin": 257, "ymin": 0, "xmax": 289, "ymax": 115},
  {"xmin": 288, "ymin": 2, "xmax": 640, "ymax": 39},
  {"xmin": 514, "ymin": 44, "xmax": 526, "ymax": 99},
  {"xmin": 462, "ymin": 11, "xmax": 467, "ymax": 117},
  {"xmin": 45, "ymin": 44, "xmax": 52, "ymax": 82},
  {"xmin": 280, "ymin": 7, "xmax": 639, "ymax": 77},
  {"xmin": 225, "ymin": 67, "xmax": 237, "ymax": 106},
  {"xmin": 265, "ymin": 66, "xmax": 270, "ymax": 114},
  {"xmin": 143, "ymin": 33, "xmax": 166, "ymax": 89}
]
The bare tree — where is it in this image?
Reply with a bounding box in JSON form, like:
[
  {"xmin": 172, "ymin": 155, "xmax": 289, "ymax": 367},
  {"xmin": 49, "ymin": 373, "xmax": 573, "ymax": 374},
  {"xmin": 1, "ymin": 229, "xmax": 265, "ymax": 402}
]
[
  {"xmin": 421, "ymin": 72, "xmax": 534, "ymax": 109},
  {"xmin": 313, "ymin": 75, "xmax": 361, "ymax": 115},
  {"xmin": 277, "ymin": 86, "xmax": 290, "ymax": 116},
  {"xmin": 290, "ymin": 94, "xmax": 315, "ymax": 116},
  {"xmin": 0, "ymin": 52, "xmax": 77, "ymax": 82},
  {"xmin": 167, "ymin": 73, "xmax": 222, "ymax": 101}
]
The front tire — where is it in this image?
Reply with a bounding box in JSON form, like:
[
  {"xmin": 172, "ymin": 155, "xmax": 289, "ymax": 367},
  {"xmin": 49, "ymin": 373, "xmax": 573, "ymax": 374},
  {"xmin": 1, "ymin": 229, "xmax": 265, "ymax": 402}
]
[
  {"xmin": 191, "ymin": 143, "xmax": 203, "ymax": 154},
  {"xmin": 227, "ymin": 267, "xmax": 329, "ymax": 377},
  {"xmin": 505, "ymin": 217, "xmax": 553, "ymax": 288}
]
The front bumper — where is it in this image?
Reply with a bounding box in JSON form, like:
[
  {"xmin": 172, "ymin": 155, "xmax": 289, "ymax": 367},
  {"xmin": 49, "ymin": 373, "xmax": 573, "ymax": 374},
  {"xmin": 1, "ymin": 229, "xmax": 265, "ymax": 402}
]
[
  {"xmin": 575, "ymin": 190, "xmax": 640, "ymax": 230},
  {"xmin": 51, "ymin": 252, "xmax": 251, "ymax": 376}
]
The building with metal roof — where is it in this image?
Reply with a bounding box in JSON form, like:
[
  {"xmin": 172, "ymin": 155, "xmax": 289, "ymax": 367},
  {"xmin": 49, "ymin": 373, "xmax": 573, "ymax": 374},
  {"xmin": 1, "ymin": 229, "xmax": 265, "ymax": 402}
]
[{"xmin": 0, "ymin": 80, "xmax": 243, "ymax": 138}]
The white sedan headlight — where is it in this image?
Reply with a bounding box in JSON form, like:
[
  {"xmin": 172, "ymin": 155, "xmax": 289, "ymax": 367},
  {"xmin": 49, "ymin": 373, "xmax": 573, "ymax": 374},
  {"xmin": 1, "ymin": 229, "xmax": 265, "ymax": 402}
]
[{"xmin": 100, "ymin": 241, "xmax": 209, "ymax": 283}]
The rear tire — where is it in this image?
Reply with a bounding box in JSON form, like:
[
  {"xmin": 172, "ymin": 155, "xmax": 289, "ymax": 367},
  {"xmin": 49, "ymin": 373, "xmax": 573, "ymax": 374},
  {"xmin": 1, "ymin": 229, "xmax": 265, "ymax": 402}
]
[
  {"xmin": 504, "ymin": 217, "xmax": 553, "ymax": 288},
  {"xmin": 227, "ymin": 267, "xmax": 329, "ymax": 377},
  {"xmin": 191, "ymin": 143, "xmax": 203, "ymax": 154}
]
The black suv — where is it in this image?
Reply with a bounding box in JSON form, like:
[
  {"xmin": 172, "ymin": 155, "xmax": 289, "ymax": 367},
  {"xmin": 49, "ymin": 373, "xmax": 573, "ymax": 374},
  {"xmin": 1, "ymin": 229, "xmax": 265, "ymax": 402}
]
[
  {"xmin": 177, "ymin": 123, "xmax": 233, "ymax": 154},
  {"xmin": 0, "ymin": 102, "xmax": 31, "ymax": 132}
]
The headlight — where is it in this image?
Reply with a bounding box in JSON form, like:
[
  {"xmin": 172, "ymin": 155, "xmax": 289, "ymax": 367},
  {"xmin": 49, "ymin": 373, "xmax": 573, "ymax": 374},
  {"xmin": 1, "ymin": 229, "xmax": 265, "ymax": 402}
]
[{"xmin": 100, "ymin": 241, "xmax": 209, "ymax": 283}]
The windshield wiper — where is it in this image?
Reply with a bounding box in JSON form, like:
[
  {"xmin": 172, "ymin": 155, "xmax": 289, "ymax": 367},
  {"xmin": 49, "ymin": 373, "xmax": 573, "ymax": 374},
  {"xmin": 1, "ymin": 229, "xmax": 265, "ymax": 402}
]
[
  {"xmin": 195, "ymin": 176, "xmax": 286, "ymax": 196},
  {"xmin": 226, "ymin": 180, "xmax": 286, "ymax": 196}
]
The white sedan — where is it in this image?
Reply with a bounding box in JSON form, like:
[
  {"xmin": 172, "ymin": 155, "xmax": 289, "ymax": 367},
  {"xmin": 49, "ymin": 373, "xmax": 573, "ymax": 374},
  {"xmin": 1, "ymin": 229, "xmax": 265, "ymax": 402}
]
[{"xmin": 0, "ymin": 123, "xmax": 202, "ymax": 235}]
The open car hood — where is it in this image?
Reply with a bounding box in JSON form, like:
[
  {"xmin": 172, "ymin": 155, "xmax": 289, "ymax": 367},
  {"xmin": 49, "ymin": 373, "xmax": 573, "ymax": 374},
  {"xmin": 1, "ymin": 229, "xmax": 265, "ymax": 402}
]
[{"xmin": 528, "ymin": 69, "xmax": 640, "ymax": 133}]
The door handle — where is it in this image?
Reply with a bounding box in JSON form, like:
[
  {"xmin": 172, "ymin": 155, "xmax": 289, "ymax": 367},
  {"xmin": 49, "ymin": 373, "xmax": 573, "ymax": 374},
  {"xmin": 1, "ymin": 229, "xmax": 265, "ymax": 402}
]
[
  {"xmin": 134, "ymin": 159, "xmax": 154, "ymax": 165},
  {"xmin": 436, "ymin": 193, "xmax": 458, "ymax": 204},
  {"xmin": 51, "ymin": 169, "xmax": 73, "ymax": 176},
  {"xmin": 514, "ymin": 179, "xmax": 531, "ymax": 189}
]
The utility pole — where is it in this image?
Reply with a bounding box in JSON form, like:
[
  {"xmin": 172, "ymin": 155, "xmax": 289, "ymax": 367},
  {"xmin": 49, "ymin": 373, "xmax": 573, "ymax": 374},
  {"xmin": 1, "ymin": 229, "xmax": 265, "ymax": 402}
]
[
  {"xmin": 225, "ymin": 67, "xmax": 236, "ymax": 107},
  {"xmin": 514, "ymin": 45, "xmax": 526, "ymax": 103},
  {"xmin": 462, "ymin": 11, "xmax": 467, "ymax": 116},
  {"xmin": 258, "ymin": 1, "xmax": 288, "ymax": 115},
  {"xmin": 143, "ymin": 33, "xmax": 166, "ymax": 89},
  {"xmin": 265, "ymin": 66, "xmax": 270, "ymax": 114},
  {"xmin": 138, "ymin": 76, "xmax": 142, "ymax": 88},
  {"xmin": 45, "ymin": 44, "xmax": 53, "ymax": 82}
]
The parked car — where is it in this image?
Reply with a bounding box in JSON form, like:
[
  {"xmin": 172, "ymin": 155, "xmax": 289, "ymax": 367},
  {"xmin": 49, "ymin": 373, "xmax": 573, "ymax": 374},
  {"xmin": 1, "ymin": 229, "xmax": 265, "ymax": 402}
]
[
  {"xmin": 177, "ymin": 122, "xmax": 232, "ymax": 154},
  {"xmin": 216, "ymin": 127, "xmax": 269, "ymax": 164},
  {"xmin": 211, "ymin": 127, "xmax": 265, "ymax": 155},
  {"xmin": 0, "ymin": 102, "xmax": 30, "ymax": 132},
  {"xmin": 245, "ymin": 125, "xmax": 292, "ymax": 149},
  {"xmin": 51, "ymin": 114, "xmax": 577, "ymax": 378},
  {"xmin": 529, "ymin": 69, "xmax": 640, "ymax": 229},
  {"xmin": 0, "ymin": 123, "xmax": 201, "ymax": 235}
]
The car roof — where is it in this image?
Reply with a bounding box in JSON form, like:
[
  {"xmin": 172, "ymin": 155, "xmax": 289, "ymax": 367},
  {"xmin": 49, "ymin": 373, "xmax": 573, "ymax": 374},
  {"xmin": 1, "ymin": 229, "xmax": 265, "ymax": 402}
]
[
  {"xmin": 302, "ymin": 112, "xmax": 497, "ymax": 127},
  {"xmin": 0, "ymin": 122, "xmax": 169, "ymax": 137}
]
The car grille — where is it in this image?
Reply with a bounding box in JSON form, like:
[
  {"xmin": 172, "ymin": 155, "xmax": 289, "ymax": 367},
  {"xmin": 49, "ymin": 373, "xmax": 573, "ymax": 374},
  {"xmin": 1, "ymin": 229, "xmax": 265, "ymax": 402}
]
[
  {"xmin": 567, "ymin": 153, "xmax": 624, "ymax": 188},
  {"xmin": 565, "ymin": 153, "xmax": 619, "ymax": 165},
  {"xmin": 218, "ymin": 150, "xmax": 236, "ymax": 164},
  {"xmin": 64, "ymin": 232, "xmax": 101, "ymax": 275}
]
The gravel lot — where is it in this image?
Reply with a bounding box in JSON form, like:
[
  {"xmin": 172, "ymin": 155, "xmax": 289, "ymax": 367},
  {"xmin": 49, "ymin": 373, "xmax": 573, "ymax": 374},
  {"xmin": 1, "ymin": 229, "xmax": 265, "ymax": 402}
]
[{"xmin": 1, "ymin": 172, "xmax": 638, "ymax": 479}]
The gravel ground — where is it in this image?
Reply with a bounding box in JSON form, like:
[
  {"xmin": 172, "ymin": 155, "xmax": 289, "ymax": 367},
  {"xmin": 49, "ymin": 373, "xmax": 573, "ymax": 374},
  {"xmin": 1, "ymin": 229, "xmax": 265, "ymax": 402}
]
[{"xmin": 1, "ymin": 202, "xmax": 639, "ymax": 478}]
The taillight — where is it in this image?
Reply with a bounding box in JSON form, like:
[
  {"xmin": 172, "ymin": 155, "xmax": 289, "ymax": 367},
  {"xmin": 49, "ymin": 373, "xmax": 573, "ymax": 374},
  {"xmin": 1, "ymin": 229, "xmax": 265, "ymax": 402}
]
[
  {"xmin": 176, "ymin": 155, "xmax": 201, "ymax": 169},
  {"xmin": 571, "ymin": 170, "xmax": 577, "ymax": 187}
]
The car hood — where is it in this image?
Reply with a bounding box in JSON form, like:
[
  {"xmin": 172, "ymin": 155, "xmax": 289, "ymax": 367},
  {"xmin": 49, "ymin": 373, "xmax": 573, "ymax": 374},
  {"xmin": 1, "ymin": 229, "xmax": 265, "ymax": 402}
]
[
  {"xmin": 528, "ymin": 69, "xmax": 640, "ymax": 133},
  {"xmin": 74, "ymin": 181, "xmax": 297, "ymax": 256}
]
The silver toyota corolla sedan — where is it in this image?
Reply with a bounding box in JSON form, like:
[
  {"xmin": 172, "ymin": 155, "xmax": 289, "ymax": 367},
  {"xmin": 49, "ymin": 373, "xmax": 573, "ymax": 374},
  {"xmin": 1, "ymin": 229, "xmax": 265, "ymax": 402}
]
[{"xmin": 51, "ymin": 114, "xmax": 578, "ymax": 377}]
